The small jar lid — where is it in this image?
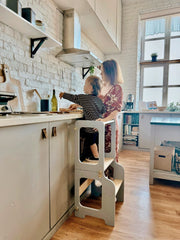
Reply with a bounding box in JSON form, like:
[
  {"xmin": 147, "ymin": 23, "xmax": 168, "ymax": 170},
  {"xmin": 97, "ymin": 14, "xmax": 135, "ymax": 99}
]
[{"xmin": 36, "ymin": 20, "xmax": 43, "ymax": 26}]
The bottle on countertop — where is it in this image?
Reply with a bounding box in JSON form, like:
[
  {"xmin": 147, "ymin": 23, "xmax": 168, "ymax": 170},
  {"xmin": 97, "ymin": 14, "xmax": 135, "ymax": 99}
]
[{"xmin": 51, "ymin": 89, "xmax": 58, "ymax": 112}]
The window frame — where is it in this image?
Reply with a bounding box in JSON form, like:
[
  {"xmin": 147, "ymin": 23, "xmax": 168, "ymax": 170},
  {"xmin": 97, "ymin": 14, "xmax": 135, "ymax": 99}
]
[{"xmin": 139, "ymin": 14, "xmax": 180, "ymax": 106}]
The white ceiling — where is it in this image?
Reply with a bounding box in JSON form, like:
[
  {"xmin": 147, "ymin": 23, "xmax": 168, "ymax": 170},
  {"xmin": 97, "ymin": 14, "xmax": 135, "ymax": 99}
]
[
  {"xmin": 53, "ymin": 0, "xmax": 142, "ymax": 10},
  {"xmin": 53, "ymin": 0, "xmax": 92, "ymax": 16}
]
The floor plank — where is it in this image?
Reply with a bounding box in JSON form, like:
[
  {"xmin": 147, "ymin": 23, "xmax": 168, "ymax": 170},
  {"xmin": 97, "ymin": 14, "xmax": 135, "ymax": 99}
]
[{"xmin": 51, "ymin": 150, "xmax": 180, "ymax": 240}]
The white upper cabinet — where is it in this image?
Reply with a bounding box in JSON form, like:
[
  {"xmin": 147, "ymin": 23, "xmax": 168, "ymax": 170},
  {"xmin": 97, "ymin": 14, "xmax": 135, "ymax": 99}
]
[
  {"xmin": 95, "ymin": 0, "xmax": 117, "ymax": 44},
  {"xmin": 89, "ymin": 0, "xmax": 122, "ymax": 52},
  {"xmin": 87, "ymin": 0, "xmax": 96, "ymax": 10},
  {"xmin": 54, "ymin": 0, "xmax": 122, "ymax": 54},
  {"xmin": 116, "ymin": 0, "xmax": 122, "ymax": 50}
]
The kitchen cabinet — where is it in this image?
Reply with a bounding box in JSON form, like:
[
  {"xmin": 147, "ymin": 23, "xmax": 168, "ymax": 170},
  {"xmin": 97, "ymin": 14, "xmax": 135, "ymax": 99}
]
[
  {"xmin": 91, "ymin": 0, "xmax": 121, "ymax": 51},
  {"xmin": 139, "ymin": 113, "xmax": 180, "ymax": 149},
  {"xmin": 95, "ymin": 0, "xmax": 117, "ymax": 44},
  {"xmin": 87, "ymin": 0, "xmax": 95, "ymax": 10},
  {"xmin": 118, "ymin": 113, "xmax": 123, "ymax": 151},
  {"xmin": 67, "ymin": 120, "xmax": 76, "ymax": 207},
  {"xmin": 0, "ymin": 123, "xmax": 50, "ymax": 240},
  {"xmin": 54, "ymin": 0, "xmax": 122, "ymax": 54},
  {"xmin": 139, "ymin": 113, "xmax": 154, "ymax": 149},
  {"xmin": 149, "ymin": 117, "xmax": 180, "ymax": 184},
  {"xmin": 0, "ymin": 117, "xmax": 77, "ymax": 240},
  {"xmin": 50, "ymin": 120, "xmax": 74, "ymax": 228},
  {"xmin": 116, "ymin": 0, "xmax": 122, "ymax": 49}
]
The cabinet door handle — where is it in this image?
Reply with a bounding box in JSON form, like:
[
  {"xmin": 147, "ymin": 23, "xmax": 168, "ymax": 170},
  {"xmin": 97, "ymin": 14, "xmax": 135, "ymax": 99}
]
[
  {"xmin": 52, "ymin": 127, "xmax": 57, "ymax": 137},
  {"xmin": 42, "ymin": 128, "xmax": 47, "ymax": 139}
]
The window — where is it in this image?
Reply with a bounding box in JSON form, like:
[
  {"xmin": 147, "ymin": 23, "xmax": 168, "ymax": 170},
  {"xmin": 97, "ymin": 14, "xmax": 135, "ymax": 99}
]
[{"xmin": 140, "ymin": 14, "xmax": 180, "ymax": 106}]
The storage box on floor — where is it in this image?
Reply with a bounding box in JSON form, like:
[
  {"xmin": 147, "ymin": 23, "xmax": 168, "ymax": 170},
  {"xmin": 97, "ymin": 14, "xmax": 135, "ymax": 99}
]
[{"xmin": 154, "ymin": 146, "xmax": 175, "ymax": 171}]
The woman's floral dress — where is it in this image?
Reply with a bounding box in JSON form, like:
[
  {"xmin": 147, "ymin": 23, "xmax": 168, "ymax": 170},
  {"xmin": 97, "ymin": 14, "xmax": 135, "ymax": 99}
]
[{"xmin": 99, "ymin": 84, "xmax": 123, "ymax": 161}]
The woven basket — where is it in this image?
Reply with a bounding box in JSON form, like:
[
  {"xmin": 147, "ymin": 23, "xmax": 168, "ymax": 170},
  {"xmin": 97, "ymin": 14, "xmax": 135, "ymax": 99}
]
[{"xmin": 175, "ymin": 153, "xmax": 180, "ymax": 174}]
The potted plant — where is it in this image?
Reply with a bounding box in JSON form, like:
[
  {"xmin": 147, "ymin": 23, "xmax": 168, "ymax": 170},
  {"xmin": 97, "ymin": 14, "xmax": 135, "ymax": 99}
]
[
  {"xmin": 151, "ymin": 53, "xmax": 158, "ymax": 62},
  {"xmin": 166, "ymin": 102, "xmax": 180, "ymax": 112},
  {"xmin": 89, "ymin": 66, "xmax": 95, "ymax": 75}
]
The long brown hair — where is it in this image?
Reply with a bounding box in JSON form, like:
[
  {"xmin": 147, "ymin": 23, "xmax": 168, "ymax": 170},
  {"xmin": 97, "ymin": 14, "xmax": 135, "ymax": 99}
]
[{"xmin": 102, "ymin": 59, "xmax": 124, "ymax": 85}]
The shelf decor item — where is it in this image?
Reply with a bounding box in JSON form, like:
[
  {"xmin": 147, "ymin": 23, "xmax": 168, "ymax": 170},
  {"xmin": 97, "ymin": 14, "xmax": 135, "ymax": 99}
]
[
  {"xmin": 6, "ymin": 0, "xmax": 22, "ymax": 16},
  {"xmin": 157, "ymin": 106, "xmax": 166, "ymax": 111},
  {"xmin": 151, "ymin": 53, "xmax": 158, "ymax": 62},
  {"xmin": 35, "ymin": 20, "xmax": 45, "ymax": 32},
  {"xmin": 22, "ymin": 7, "xmax": 35, "ymax": 25}
]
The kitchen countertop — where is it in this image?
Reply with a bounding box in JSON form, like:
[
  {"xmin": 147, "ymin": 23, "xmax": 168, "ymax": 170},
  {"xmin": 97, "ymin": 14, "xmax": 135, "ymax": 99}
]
[
  {"xmin": 151, "ymin": 117, "xmax": 180, "ymax": 126},
  {"xmin": 1, "ymin": 110, "xmax": 180, "ymax": 127},
  {"xmin": 0, "ymin": 113, "xmax": 83, "ymax": 127},
  {"xmin": 122, "ymin": 110, "xmax": 180, "ymax": 114}
]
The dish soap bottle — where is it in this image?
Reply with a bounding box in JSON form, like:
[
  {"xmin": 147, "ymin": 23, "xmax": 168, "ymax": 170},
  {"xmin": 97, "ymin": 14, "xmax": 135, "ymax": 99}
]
[{"xmin": 51, "ymin": 89, "xmax": 58, "ymax": 112}]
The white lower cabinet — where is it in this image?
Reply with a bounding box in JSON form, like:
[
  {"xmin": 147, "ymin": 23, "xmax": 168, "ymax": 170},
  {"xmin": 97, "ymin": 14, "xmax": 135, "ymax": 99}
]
[
  {"xmin": 50, "ymin": 120, "xmax": 71, "ymax": 228},
  {"xmin": 139, "ymin": 114, "xmax": 153, "ymax": 149},
  {"xmin": 67, "ymin": 120, "xmax": 76, "ymax": 207},
  {"xmin": 118, "ymin": 113, "xmax": 123, "ymax": 151},
  {"xmin": 139, "ymin": 113, "xmax": 180, "ymax": 149},
  {"xmin": 0, "ymin": 119, "xmax": 76, "ymax": 240},
  {"xmin": 0, "ymin": 123, "xmax": 50, "ymax": 240}
]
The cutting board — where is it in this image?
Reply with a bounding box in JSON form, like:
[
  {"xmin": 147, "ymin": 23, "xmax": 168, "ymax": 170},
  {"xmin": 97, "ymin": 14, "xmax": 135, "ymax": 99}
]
[
  {"xmin": 0, "ymin": 64, "xmax": 5, "ymax": 83},
  {"xmin": 0, "ymin": 64, "xmax": 25, "ymax": 111}
]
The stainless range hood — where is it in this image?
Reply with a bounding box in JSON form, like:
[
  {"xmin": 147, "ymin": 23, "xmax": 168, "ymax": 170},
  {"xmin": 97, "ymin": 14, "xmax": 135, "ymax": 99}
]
[{"xmin": 56, "ymin": 9, "xmax": 102, "ymax": 68}]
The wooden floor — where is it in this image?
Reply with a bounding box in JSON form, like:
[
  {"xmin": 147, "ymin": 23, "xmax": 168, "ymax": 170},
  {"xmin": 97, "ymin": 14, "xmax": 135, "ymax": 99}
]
[{"xmin": 51, "ymin": 150, "xmax": 180, "ymax": 240}]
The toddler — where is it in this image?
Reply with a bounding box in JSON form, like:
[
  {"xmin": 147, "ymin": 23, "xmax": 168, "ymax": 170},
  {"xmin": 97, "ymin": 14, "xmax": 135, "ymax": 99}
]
[{"xmin": 59, "ymin": 75, "xmax": 105, "ymax": 160}]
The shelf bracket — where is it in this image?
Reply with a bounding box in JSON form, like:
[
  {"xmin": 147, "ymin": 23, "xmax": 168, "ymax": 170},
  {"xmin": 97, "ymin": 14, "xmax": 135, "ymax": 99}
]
[
  {"xmin": 30, "ymin": 37, "xmax": 47, "ymax": 58},
  {"xmin": 82, "ymin": 67, "xmax": 90, "ymax": 79}
]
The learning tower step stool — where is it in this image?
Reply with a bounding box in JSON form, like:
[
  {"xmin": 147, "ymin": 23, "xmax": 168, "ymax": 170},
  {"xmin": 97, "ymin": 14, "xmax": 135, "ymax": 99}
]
[{"xmin": 74, "ymin": 120, "xmax": 124, "ymax": 226}]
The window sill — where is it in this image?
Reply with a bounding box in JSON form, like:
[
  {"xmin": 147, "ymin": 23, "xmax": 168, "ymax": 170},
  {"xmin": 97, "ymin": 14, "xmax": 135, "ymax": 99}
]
[{"xmin": 140, "ymin": 59, "xmax": 180, "ymax": 65}]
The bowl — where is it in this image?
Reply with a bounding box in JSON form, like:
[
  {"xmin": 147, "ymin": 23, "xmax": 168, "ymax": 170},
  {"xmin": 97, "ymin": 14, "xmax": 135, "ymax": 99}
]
[{"xmin": 157, "ymin": 106, "xmax": 166, "ymax": 111}]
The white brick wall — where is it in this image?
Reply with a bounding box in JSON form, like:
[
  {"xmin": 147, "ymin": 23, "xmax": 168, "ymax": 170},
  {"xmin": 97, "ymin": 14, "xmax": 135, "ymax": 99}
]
[
  {"xmin": 106, "ymin": 0, "xmax": 180, "ymax": 110},
  {"xmin": 2, "ymin": 0, "xmax": 178, "ymax": 111},
  {"xmin": 0, "ymin": 0, "xmax": 104, "ymax": 111}
]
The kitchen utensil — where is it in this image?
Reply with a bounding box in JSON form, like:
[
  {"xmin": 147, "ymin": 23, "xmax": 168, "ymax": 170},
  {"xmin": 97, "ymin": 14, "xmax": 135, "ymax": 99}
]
[
  {"xmin": 0, "ymin": 66, "xmax": 5, "ymax": 83},
  {"xmin": 33, "ymin": 89, "xmax": 42, "ymax": 99},
  {"xmin": 33, "ymin": 89, "xmax": 50, "ymax": 112},
  {"xmin": 0, "ymin": 91, "xmax": 16, "ymax": 102},
  {"xmin": 58, "ymin": 108, "xmax": 83, "ymax": 113},
  {"xmin": 0, "ymin": 91, "xmax": 16, "ymax": 114}
]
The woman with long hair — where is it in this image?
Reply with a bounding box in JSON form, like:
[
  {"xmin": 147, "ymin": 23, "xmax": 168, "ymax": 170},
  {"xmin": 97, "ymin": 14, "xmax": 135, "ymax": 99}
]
[{"xmin": 98, "ymin": 59, "xmax": 124, "ymax": 161}]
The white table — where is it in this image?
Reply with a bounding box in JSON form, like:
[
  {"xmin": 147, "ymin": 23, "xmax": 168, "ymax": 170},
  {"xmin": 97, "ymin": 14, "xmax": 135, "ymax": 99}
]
[{"xmin": 149, "ymin": 117, "xmax": 180, "ymax": 184}]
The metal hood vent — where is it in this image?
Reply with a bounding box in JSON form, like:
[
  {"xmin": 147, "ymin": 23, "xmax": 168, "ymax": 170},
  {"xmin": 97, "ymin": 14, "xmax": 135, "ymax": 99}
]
[{"xmin": 56, "ymin": 9, "xmax": 102, "ymax": 68}]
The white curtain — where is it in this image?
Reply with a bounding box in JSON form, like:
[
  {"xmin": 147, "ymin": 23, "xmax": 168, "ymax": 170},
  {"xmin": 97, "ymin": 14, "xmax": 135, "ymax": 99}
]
[
  {"xmin": 171, "ymin": 16, "xmax": 180, "ymax": 32},
  {"xmin": 145, "ymin": 16, "xmax": 180, "ymax": 36}
]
